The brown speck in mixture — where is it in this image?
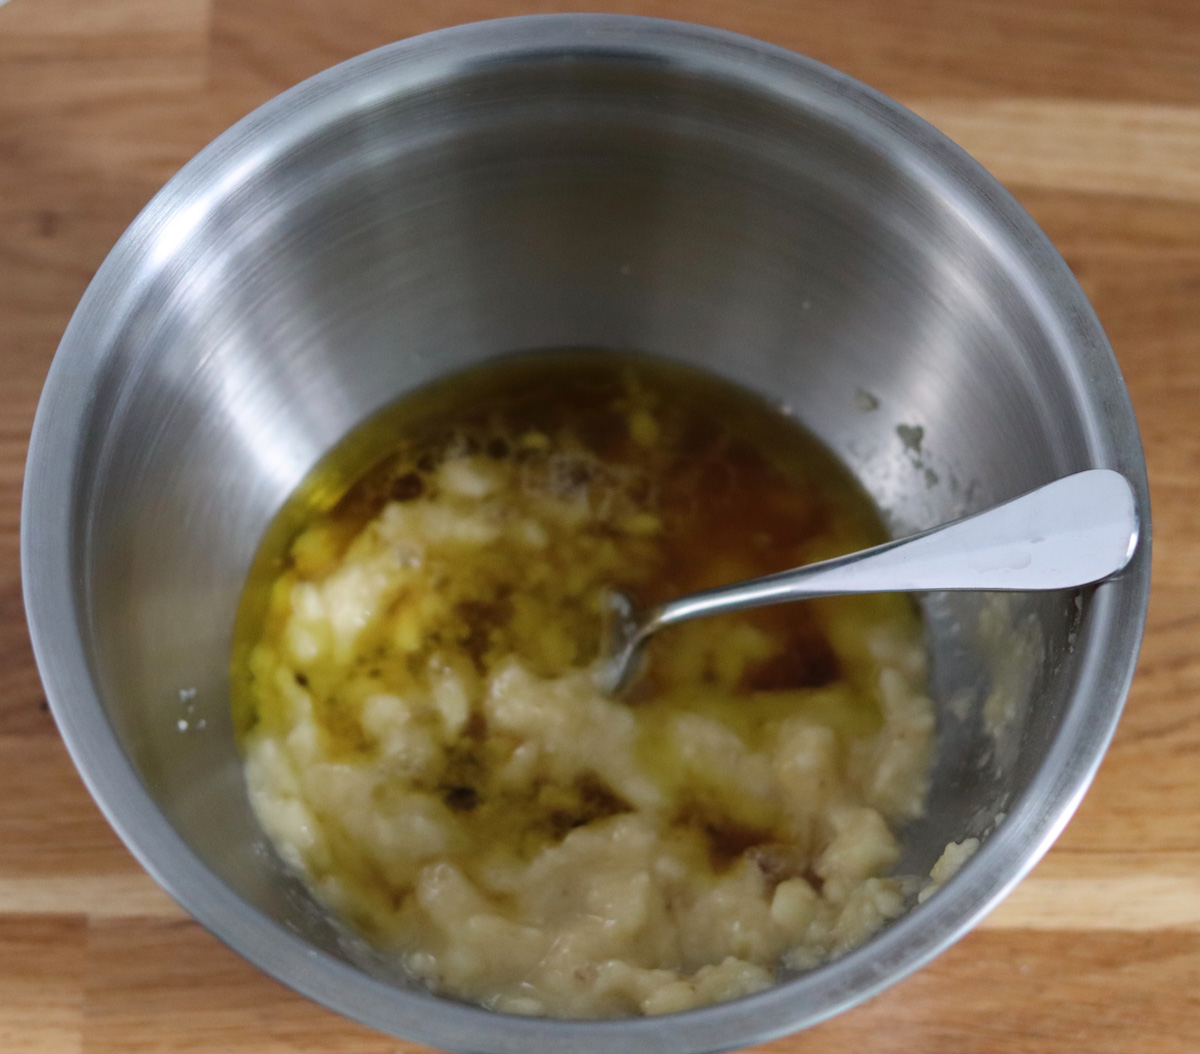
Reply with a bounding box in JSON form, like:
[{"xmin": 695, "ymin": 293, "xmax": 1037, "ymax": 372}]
[
  {"xmin": 456, "ymin": 600, "xmax": 506, "ymax": 667},
  {"xmin": 486, "ymin": 437, "xmax": 510, "ymax": 459},
  {"xmin": 546, "ymin": 809, "xmax": 581, "ymax": 838},
  {"xmin": 545, "ymin": 773, "xmax": 632, "ymax": 840},
  {"xmin": 748, "ymin": 843, "xmax": 807, "ymax": 887},
  {"xmin": 740, "ymin": 629, "xmax": 840, "ymax": 691},
  {"xmin": 566, "ymin": 461, "xmax": 591, "ymax": 488},
  {"xmin": 443, "ymin": 785, "xmax": 479, "ymax": 812},
  {"xmin": 575, "ymin": 771, "xmax": 631, "ymax": 820},
  {"xmin": 677, "ymin": 802, "xmax": 773, "ymax": 872},
  {"xmin": 463, "ymin": 710, "xmax": 488, "ymax": 740},
  {"xmin": 703, "ymin": 820, "xmax": 772, "ymax": 871},
  {"xmin": 391, "ymin": 472, "xmax": 425, "ymax": 502},
  {"xmin": 294, "ymin": 672, "xmax": 309, "ymax": 688}
]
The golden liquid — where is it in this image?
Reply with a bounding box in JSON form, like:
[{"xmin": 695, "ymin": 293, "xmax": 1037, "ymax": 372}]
[{"xmin": 231, "ymin": 351, "xmax": 919, "ymax": 925}]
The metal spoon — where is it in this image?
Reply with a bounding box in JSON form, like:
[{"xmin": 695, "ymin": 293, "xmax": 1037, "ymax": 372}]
[{"xmin": 600, "ymin": 468, "xmax": 1139, "ymax": 694}]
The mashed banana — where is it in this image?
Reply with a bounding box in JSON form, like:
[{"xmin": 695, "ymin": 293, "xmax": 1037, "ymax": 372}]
[{"xmin": 235, "ymin": 356, "xmax": 935, "ymax": 1018}]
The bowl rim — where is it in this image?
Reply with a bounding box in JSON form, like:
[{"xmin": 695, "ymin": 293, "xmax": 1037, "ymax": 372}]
[{"xmin": 22, "ymin": 13, "xmax": 1152, "ymax": 1053}]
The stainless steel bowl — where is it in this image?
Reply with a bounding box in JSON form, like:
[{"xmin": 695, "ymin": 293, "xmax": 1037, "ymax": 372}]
[{"xmin": 22, "ymin": 14, "xmax": 1150, "ymax": 1053}]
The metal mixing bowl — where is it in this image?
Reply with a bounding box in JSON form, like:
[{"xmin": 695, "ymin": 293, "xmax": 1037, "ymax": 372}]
[{"xmin": 22, "ymin": 15, "xmax": 1150, "ymax": 1053}]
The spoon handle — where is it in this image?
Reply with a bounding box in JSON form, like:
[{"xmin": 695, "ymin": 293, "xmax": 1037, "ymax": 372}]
[{"xmin": 651, "ymin": 469, "xmax": 1139, "ymax": 632}]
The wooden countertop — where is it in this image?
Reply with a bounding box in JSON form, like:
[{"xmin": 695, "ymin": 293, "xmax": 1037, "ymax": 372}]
[{"xmin": 2, "ymin": 0, "xmax": 1198, "ymax": 1050}]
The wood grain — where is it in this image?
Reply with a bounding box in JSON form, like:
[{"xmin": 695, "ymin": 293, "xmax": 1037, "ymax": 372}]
[{"xmin": 2, "ymin": 0, "xmax": 1198, "ymax": 1050}]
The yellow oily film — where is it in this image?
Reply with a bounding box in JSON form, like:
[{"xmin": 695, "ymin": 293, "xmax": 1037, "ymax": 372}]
[{"xmin": 230, "ymin": 351, "xmax": 934, "ymax": 1019}]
